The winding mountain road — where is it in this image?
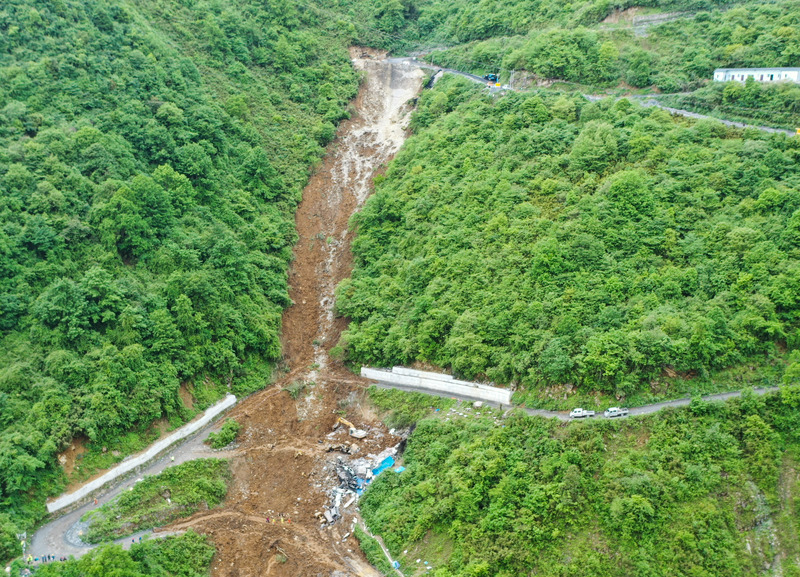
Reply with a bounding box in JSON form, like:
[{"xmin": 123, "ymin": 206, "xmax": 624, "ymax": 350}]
[
  {"xmin": 368, "ymin": 375, "xmax": 780, "ymax": 422},
  {"xmin": 399, "ymin": 56, "xmax": 797, "ymax": 136},
  {"xmin": 27, "ymin": 403, "xmax": 244, "ymax": 562}
]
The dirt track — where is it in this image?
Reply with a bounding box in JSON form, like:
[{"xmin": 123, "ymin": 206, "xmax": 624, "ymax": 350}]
[{"xmin": 163, "ymin": 51, "xmax": 426, "ymax": 577}]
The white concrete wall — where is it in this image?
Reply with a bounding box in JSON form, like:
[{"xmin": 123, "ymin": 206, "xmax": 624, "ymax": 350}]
[
  {"xmin": 361, "ymin": 367, "xmax": 512, "ymax": 405},
  {"xmin": 47, "ymin": 394, "xmax": 237, "ymax": 514},
  {"xmin": 714, "ymin": 69, "xmax": 800, "ymax": 83}
]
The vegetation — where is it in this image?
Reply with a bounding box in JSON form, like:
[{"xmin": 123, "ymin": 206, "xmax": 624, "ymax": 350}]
[
  {"xmin": 337, "ymin": 76, "xmax": 800, "ymax": 400},
  {"xmin": 330, "ymin": 0, "xmax": 800, "ymax": 94},
  {"xmin": 368, "ymin": 386, "xmax": 457, "ymax": 428},
  {"xmin": 82, "ymin": 459, "xmax": 230, "ymax": 543},
  {"xmin": 34, "ymin": 531, "xmax": 215, "ymax": 577},
  {"xmin": 205, "ymin": 419, "xmax": 241, "ymax": 449},
  {"xmin": 661, "ymin": 78, "xmax": 800, "ymax": 131},
  {"xmin": 329, "ymin": 0, "xmax": 720, "ymax": 48},
  {"xmin": 354, "ymin": 526, "xmax": 395, "ymax": 576},
  {"xmin": 283, "ymin": 380, "xmax": 308, "ymax": 400},
  {"xmin": 424, "ymin": 1, "xmax": 800, "ymax": 91},
  {"xmin": 360, "ymin": 388, "xmax": 800, "ymax": 576},
  {"xmin": 0, "ymin": 0, "xmax": 357, "ymax": 548}
]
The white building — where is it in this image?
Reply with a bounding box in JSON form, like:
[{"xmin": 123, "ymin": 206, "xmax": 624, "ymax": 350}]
[{"xmin": 713, "ymin": 68, "xmax": 800, "ymax": 83}]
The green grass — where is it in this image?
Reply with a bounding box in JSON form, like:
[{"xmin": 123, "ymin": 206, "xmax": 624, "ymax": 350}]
[
  {"xmin": 82, "ymin": 459, "xmax": 230, "ymax": 543},
  {"xmin": 367, "ymin": 386, "xmax": 458, "ymax": 428},
  {"xmin": 205, "ymin": 419, "xmax": 241, "ymax": 449}
]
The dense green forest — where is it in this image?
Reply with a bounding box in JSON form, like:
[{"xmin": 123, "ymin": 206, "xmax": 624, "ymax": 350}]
[
  {"xmin": 33, "ymin": 531, "xmax": 215, "ymax": 577},
  {"xmin": 361, "ymin": 388, "xmax": 800, "ymax": 576},
  {"xmin": 328, "ymin": 0, "xmax": 733, "ymax": 47},
  {"xmin": 327, "ymin": 0, "xmax": 800, "ymax": 102},
  {"xmin": 661, "ymin": 78, "xmax": 800, "ymax": 131},
  {"xmin": 0, "ymin": 0, "xmax": 358, "ymax": 554},
  {"xmin": 423, "ymin": 1, "xmax": 800, "ymax": 92},
  {"xmin": 337, "ymin": 76, "xmax": 800, "ymax": 398}
]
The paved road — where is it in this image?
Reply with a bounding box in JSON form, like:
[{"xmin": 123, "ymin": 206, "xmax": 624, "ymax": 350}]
[
  {"xmin": 28, "ymin": 418, "xmax": 234, "ymax": 562},
  {"xmin": 636, "ymin": 99, "xmax": 796, "ymax": 135},
  {"xmin": 387, "ymin": 57, "xmax": 502, "ymax": 90},
  {"xmin": 400, "ymin": 57, "xmax": 795, "ymax": 136},
  {"xmin": 372, "ymin": 380, "xmax": 780, "ymax": 422}
]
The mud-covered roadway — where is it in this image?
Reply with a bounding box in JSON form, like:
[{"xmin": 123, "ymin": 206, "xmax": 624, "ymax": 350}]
[{"xmin": 160, "ymin": 50, "xmax": 425, "ymax": 577}]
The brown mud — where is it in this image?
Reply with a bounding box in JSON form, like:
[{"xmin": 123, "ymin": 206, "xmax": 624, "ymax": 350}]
[{"xmin": 164, "ymin": 51, "xmax": 426, "ymax": 576}]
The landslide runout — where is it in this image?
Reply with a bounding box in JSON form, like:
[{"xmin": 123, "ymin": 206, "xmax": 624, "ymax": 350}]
[{"xmin": 167, "ymin": 52, "xmax": 426, "ymax": 577}]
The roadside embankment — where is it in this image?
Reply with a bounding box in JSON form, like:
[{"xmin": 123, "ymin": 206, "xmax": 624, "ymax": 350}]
[{"xmin": 47, "ymin": 394, "xmax": 236, "ymax": 514}]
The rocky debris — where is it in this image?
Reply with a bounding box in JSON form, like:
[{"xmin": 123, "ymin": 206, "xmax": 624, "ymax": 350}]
[
  {"xmin": 335, "ymin": 460, "xmax": 359, "ymax": 491},
  {"xmin": 320, "ymin": 444, "xmax": 405, "ymax": 527},
  {"xmin": 326, "ymin": 443, "xmax": 358, "ymax": 455}
]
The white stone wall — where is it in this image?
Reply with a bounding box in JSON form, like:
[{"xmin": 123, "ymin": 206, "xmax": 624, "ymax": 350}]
[{"xmin": 361, "ymin": 367, "xmax": 512, "ymax": 405}]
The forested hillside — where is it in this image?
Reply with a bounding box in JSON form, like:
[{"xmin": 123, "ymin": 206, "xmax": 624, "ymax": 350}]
[
  {"xmin": 330, "ymin": 0, "xmax": 800, "ymax": 95},
  {"xmin": 337, "ymin": 76, "xmax": 800, "ymax": 400},
  {"xmin": 361, "ymin": 388, "xmax": 800, "ymax": 577},
  {"xmin": 662, "ymin": 78, "xmax": 800, "ymax": 131},
  {"xmin": 0, "ymin": 0, "xmax": 357, "ymax": 553},
  {"xmin": 425, "ymin": 1, "xmax": 800, "ymax": 92},
  {"xmin": 35, "ymin": 531, "xmax": 215, "ymax": 577},
  {"xmin": 329, "ymin": 0, "xmax": 720, "ymax": 46}
]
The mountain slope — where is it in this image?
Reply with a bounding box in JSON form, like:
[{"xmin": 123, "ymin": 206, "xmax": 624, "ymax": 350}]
[
  {"xmin": 0, "ymin": 0, "xmax": 357, "ymax": 551},
  {"xmin": 337, "ymin": 76, "xmax": 800, "ymax": 400}
]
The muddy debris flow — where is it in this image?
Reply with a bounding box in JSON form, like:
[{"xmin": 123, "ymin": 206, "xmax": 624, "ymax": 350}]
[{"xmin": 158, "ymin": 51, "xmax": 426, "ymax": 577}]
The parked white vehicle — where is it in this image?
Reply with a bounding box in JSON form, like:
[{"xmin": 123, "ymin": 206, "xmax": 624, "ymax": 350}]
[
  {"xmin": 569, "ymin": 408, "xmax": 596, "ymax": 419},
  {"xmin": 604, "ymin": 407, "xmax": 629, "ymax": 418}
]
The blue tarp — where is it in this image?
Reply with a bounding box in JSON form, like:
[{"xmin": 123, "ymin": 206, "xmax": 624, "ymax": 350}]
[
  {"xmin": 355, "ymin": 477, "xmax": 367, "ymax": 495},
  {"xmin": 372, "ymin": 456, "xmax": 395, "ymax": 477},
  {"xmin": 394, "ymin": 466, "xmax": 406, "ymax": 473},
  {"xmin": 355, "ymin": 457, "xmax": 399, "ymax": 494}
]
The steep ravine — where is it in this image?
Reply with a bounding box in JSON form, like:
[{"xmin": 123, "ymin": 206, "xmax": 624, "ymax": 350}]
[
  {"xmin": 27, "ymin": 50, "xmax": 424, "ymax": 577},
  {"xmin": 166, "ymin": 51, "xmax": 426, "ymax": 577}
]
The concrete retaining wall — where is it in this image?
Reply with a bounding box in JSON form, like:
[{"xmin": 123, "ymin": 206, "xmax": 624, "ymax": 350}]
[
  {"xmin": 47, "ymin": 394, "xmax": 237, "ymax": 513},
  {"xmin": 361, "ymin": 367, "xmax": 512, "ymax": 405}
]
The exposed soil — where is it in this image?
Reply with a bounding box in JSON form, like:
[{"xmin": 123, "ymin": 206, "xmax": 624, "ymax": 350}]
[
  {"xmin": 601, "ymin": 6, "xmax": 643, "ymax": 23},
  {"xmin": 162, "ymin": 50, "xmax": 426, "ymax": 577},
  {"xmin": 58, "ymin": 436, "xmax": 89, "ymax": 481}
]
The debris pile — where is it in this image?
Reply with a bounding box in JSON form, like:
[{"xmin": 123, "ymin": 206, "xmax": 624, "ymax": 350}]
[{"xmin": 320, "ymin": 445, "xmax": 403, "ymax": 527}]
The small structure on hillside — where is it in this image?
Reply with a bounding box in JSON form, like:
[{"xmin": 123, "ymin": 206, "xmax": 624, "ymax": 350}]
[{"xmin": 713, "ymin": 68, "xmax": 800, "ymax": 83}]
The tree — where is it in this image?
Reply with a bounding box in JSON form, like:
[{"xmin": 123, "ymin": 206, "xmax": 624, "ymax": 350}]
[{"xmin": 570, "ymin": 121, "xmax": 618, "ymax": 173}]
